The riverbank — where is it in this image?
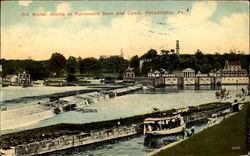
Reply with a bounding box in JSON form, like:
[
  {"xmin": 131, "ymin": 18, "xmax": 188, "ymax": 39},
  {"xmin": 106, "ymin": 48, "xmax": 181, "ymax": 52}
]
[{"xmin": 152, "ymin": 102, "xmax": 249, "ymax": 156}]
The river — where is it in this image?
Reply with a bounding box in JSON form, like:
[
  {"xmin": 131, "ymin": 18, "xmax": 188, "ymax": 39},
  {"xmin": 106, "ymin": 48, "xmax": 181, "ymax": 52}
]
[{"xmin": 1, "ymin": 85, "xmax": 248, "ymax": 155}]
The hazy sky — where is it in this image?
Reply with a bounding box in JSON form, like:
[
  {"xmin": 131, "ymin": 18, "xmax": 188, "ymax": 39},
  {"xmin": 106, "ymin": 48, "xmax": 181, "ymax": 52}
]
[{"xmin": 1, "ymin": 1, "xmax": 249, "ymax": 60}]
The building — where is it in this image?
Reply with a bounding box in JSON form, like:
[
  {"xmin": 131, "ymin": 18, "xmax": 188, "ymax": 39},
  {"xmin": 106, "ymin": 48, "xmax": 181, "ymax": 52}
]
[
  {"xmin": 221, "ymin": 61, "xmax": 248, "ymax": 85},
  {"xmin": 164, "ymin": 74, "xmax": 180, "ymax": 85},
  {"xmin": 183, "ymin": 68, "xmax": 196, "ymax": 85},
  {"xmin": 196, "ymin": 71, "xmax": 211, "ymax": 85},
  {"xmin": 148, "ymin": 70, "xmax": 161, "ymax": 77},
  {"xmin": 4, "ymin": 74, "xmax": 18, "ymax": 85},
  {"xmin": 123, "ymin": 67, "xmax": 135, "ymax": 82}
]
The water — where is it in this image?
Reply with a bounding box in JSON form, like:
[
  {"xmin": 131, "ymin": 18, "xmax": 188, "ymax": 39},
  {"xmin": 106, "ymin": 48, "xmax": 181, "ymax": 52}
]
[
  {"xmin": 45, "ymin": 123, "xmax": 208, "ymax": 156},
  {"xmin": 1, "ymin": 85, "xmax": 247, "ymax": 134},
  {"xmin": 0, "ymin": 86, "xmax": 89, "ymax": 108},
  {"xmin": 1, "ymin": 85, "xmax": 248, "ymax": 155}
]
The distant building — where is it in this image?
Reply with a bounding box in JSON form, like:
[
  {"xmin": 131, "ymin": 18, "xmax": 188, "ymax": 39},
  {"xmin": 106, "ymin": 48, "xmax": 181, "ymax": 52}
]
[
  {"xmin": 100, "ymin": 49, "xmax": 124, "ymax": 59},
  {"xmin": 221, "ymin": 61, "xmax": 248, "ymax": 84},
  {"xmin": 123, "ymin": 67, "xmax": 135, "ymax": 82},
  {"xmin": 5, "ymin": 74, "xmax": 18, "ymax": 85},
  {"xmin": 196, "ymin": 71, "xmax": 211, "ymax": 85},
  {"xmin": 148, "ymin": 70, "xmax": 161, "ymax": 77},
  {"xmin": 164, "ymin": 74, "xmax": 180, "ymax": 85}
]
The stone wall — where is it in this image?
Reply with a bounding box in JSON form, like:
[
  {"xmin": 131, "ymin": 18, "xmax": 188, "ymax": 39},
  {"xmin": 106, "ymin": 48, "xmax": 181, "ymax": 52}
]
[{"xmin": 13, "ymin": 124, "xmax": 140, "ymax": 156}]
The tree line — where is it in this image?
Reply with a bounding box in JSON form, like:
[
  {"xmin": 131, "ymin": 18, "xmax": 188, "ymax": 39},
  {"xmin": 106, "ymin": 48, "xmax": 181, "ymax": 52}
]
[{"xmin": 0, "ymin": 49, "xmax": 249, "ymax": 81}]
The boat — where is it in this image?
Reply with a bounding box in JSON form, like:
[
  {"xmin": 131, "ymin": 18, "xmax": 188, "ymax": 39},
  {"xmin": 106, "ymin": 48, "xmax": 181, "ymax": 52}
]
[
  {"xmin": 32, "ymin": 80, "xmax": 44, "ymax": 87},
  {"xmin": 144, "ymin": 114, "xmax": 185, "ymax": 135}
]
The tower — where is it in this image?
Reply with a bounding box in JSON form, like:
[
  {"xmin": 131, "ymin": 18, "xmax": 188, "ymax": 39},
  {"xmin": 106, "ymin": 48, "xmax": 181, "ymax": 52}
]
[
  {"xmin": 176, "ymin": 40, "xmax": 180, "ymax": 55},
  {"xmin": 120, "ymin": 48, "xmax": 123, "ymax": 58}
]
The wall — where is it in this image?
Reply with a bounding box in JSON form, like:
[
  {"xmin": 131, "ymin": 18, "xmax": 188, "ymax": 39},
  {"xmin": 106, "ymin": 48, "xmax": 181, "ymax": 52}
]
[
  {"xmin": 13, "ymin": 124, "xmax": 140, "ymax": 156},
  {"xmin": 221, "ymin": 77, "xmax": 249, "ymax": 84}
]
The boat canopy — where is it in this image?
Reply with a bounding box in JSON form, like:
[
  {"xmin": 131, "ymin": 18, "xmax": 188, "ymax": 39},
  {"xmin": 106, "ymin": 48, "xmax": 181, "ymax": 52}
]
[{"xmin": 144, "ymin": 114, "xmax": 181, "ymax": 122}]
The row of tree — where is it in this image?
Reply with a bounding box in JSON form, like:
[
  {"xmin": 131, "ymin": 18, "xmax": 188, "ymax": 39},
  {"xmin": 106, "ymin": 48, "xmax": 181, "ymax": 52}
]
[
  {"xmin": 132, "ymin": 49, "xmax": 250, "ymax": 75},
  {"xmin": 0, "ymin": 53, "xmax": 129, "ymax": 81},
  {"xmin": 0, "ymin": 49, "xmax": 249, "ymax": 81}
]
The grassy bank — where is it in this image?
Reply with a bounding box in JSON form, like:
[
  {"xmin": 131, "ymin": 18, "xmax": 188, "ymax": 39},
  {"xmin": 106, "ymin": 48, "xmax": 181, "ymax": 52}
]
[{"xmin": 154, "ymin": 103, "xmax": 249, "ymax": 156}]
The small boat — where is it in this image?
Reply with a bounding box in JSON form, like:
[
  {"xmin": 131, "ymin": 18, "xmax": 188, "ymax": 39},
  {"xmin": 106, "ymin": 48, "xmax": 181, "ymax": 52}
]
[{"xmin": 144, "ymin": 114, "xmax": 185, "ymax": 135}]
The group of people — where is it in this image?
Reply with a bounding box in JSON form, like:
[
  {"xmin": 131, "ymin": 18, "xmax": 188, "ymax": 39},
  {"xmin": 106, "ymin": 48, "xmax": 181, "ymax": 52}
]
[{"xmin": 146, "ymin": 118, "xmax": 182, "ymax": 132}]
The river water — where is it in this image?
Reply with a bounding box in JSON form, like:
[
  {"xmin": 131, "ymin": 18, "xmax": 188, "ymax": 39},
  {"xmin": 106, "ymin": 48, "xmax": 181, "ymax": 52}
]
[{"xmin": 1, "ymin": 85, "xmax": 248, "ymax": 155}]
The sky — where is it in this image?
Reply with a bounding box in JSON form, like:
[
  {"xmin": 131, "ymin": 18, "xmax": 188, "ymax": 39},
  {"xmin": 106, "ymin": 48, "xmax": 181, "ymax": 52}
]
[{"xmin": 1, "ymin": 1, "xmax": 249, "ymax": 60}]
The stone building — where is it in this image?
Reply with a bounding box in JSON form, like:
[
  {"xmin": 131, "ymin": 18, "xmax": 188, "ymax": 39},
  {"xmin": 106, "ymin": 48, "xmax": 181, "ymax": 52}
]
[{"xmin": 183, "ymin": 68, "xmax": 196, "ymax": 85}]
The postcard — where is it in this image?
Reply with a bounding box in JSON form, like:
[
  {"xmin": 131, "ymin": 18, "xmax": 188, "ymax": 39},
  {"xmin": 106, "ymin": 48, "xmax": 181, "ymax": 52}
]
[{"xmin": 0, "ymin": 1, "xmax": 249, "ymax": 156}]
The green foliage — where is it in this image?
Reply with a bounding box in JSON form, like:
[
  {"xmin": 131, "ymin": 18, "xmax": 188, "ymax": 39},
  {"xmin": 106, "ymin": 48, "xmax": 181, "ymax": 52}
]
[
  {"xmin": 49, "ymin": 52, "xmax": 66, "ymax": 77},
  {"xmin": 66, "ymin": 56, "xmax": 77, "ymax": 74},
  {"xmin": 99, "ymin": 56, "xmax": 128, "ymax": 74},
  {"xmin": 79, "ymin": 57, "xmax": 100, "ymax": 74},
  {"xmin": 141, "ymin": 61, "xmax": 154, "ymax": 75},
  {"xmin": 215, "ymin": 88, "xmax": 230, "ymax": 102},
  {"xmin": 129, "ymin": 55, "xmax": 140, "ymax": 69},
  {"xmin": 141, "ymin": 49, "xmax": 158, "ymax": 59},
  {"xmin": 66, "ymin": 73, "xmax": 76, "ymax": 82}
]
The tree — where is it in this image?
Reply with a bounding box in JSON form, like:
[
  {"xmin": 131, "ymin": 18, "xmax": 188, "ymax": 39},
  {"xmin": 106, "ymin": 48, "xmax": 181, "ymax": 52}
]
[
  {"xmin": 141, "ymin": 49, "xmax": 158, "ymax": 59},
  {"xmin": 161, "ymin": 50, "xmax": 170, "ymax": 55},
  {"xmin": 100, "ymin": 56, "xmax": 128, "ymax": 74},
  {"xmin": 79, "ymin": 57, "xmax": 99, "ymax": 74},
  {"xmin": 215, "ymin": 88, "xmax": 230, "ymax": 102},
  {"xmin": 141, "ymin": 61, "xmax": 153, "ymax": 75},
  {"xmin": 49, "ymin": 53, "xmax": 66, "ymax": 77},
  {"xmin": 67, "ymin": 73, "xmax": 76, "ymax": 82},
  {"xmin": 129, "ymin": 55, "xmax": 140, "ymax": 69},
  {"xmin": 66, "ymin": 56, "xmax": 77, "ymax": 74}
]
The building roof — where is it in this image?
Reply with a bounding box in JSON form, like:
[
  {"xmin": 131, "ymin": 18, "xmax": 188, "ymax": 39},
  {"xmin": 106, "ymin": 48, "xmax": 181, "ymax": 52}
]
[
  {"xmin": 228, "ymin": 61, "xmax": 240, "ymax": 66},
  {"xmin": 5, "ymin": 74, "xmax": 17, "ymax": 78},
  {"xmin": 183, "ymin": 68, "xmax": 195, "ymax": 72}
]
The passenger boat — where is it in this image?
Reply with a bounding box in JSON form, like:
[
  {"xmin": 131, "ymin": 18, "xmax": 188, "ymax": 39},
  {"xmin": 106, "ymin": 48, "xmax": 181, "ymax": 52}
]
[{"xmin": 144, "ymin": 114, "xmax": 185, "ymax": 135}]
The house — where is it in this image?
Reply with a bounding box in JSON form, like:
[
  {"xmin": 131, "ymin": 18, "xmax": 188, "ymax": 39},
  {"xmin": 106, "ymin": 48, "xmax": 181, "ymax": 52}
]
[
  {"xmin": 123, "ymin": 67, "xmax": 135, "ymax": 82},
  {"xmin": 5, "ymin": 74, "xmax": 18, "ymax": 85},
  {"xmin": 148, "ymin": 70, "xmax": 161, "ymax": 77}
]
